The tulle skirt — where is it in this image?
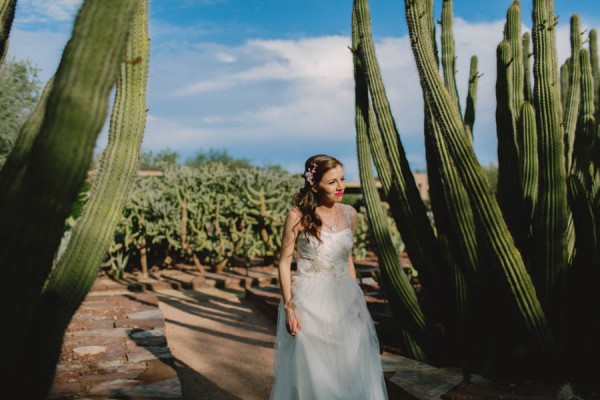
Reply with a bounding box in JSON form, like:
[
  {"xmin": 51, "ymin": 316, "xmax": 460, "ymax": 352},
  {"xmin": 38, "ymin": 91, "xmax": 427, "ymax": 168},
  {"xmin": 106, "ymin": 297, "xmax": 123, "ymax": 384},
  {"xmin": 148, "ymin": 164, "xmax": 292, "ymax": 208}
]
[{"xmin": 270, "ymin": 275, "xmax": 388, "ymax": 400}]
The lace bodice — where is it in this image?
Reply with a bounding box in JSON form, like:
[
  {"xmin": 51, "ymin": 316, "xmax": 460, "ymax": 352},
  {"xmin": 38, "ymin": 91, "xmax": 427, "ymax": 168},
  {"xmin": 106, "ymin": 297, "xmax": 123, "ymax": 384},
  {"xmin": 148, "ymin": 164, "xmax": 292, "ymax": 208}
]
[{"xmin": 295, "ymin": 204, "xmax": 354, "ymax": 278}]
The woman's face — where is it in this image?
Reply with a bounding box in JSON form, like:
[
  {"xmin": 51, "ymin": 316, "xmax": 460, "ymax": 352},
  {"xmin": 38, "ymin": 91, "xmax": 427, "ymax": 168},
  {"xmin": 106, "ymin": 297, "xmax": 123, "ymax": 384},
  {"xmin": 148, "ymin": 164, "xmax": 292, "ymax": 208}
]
[{"xmin": 314, "ymin": 164, "xmax": 346, "ymax": 205}]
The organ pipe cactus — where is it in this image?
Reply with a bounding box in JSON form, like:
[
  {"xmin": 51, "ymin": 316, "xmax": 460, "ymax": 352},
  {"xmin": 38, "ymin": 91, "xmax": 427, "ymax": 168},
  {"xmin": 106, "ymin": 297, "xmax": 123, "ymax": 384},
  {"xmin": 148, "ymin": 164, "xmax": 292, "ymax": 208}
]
[
  {"xmin": 463, "ymin": 56, "xmax": 480, "ymax": 140},
  {"xmin": 530, "ymin": 0, "xmax": 569, "ymax": 322},
  {"xmin": 0, "ymin": 0, "xmax": 146, "ymax": 396},
  {"xmin": 352, "ymin": 0, "xmax": 447, "ymax": 318},
  {"xmin": 350, "ymin": 0, "xmax": 600, "ymax": 379},
  {"xmin": 523, "ymin": 32, "xmax": 533, "ymax": 102},
  {"xmin": 352, "ymin": 6, "xmax": 429, "ymax": 358},
  {"xmin": 38, "ymin": 2, "xmax": 150, "ymax": 389},
  {"xmin": 0, "ymin": 0, "xmax": 15, "ymax": 63}
]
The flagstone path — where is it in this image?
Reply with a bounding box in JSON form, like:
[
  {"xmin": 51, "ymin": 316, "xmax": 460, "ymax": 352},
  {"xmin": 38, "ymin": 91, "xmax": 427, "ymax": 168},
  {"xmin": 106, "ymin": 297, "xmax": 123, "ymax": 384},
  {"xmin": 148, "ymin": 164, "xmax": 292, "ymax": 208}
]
[
  {"xmin": 49, "ymin": 261, "xmax": 530, "ymax": 400},
  {"xmin": 156, "ymin": 287, "xmax": 276, "ymax": 400}
]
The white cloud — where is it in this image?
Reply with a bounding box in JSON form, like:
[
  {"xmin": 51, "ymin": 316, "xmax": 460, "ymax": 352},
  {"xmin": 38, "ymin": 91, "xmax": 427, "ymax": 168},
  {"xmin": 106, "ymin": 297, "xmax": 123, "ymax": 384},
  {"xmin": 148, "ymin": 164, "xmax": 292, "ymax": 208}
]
[
  {"xmin": 143, "ymin": 17, "xmax": 587, "ymax": 178},
  {"xmin": 175, "ymin": 36, "xmax": 353, "ymax": 96},
  {"xmin": 15, "ymin": 0, "xmax": 82, "ymax": 24},
  {"xmin": 6, "ymin": 9, "xmax": 596, "ymax": 180},
  {"xmin": 216, "ymin": 52, "xmax": 237, "ymax": 63}
]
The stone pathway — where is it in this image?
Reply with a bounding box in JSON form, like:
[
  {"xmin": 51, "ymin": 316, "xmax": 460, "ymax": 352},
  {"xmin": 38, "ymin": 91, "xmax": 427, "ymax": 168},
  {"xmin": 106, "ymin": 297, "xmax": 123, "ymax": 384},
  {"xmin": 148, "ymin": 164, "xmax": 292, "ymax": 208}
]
[
  {"xmin": 47, "ymin": 260, "xmax": 566, "ymax": 400},
  {"xmin": 49, "ymin": 290, "xmax": 181, "ymax": 399}
]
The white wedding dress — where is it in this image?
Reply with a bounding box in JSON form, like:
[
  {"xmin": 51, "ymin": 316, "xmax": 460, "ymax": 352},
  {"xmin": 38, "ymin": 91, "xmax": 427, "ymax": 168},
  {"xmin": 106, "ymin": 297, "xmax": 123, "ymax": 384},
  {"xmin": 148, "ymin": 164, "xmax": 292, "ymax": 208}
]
[{"xmin": 270, "ymin": 204, "xmax": 388, "ymax": 400}]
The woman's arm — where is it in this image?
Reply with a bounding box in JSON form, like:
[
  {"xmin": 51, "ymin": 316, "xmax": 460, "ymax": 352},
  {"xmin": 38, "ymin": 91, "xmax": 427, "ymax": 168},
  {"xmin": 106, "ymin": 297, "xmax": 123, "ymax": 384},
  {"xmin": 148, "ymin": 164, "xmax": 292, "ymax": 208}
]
[{"xmin": 278, "ymin": 208, "xmax": 301, "ymax": 335}]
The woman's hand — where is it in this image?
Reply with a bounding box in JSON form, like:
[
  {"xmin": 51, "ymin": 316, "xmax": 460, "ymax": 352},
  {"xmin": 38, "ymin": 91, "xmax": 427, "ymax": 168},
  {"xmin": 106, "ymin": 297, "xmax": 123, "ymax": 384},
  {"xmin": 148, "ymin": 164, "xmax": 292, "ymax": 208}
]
[{"xmin": 284, "ymin": 302, "xmax": 301, "ymax": 336}]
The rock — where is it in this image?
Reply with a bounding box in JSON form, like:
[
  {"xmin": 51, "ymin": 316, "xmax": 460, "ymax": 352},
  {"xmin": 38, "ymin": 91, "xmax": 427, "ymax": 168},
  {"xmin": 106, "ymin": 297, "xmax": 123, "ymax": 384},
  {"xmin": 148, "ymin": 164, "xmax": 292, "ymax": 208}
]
[
  {"xmin": 90, "ymin": 378, "xmax": 182, "ymax": 398},
  {"xmin": 127, "ymin": 309, "xmax": 163, "ymax": 320},
  {"xmin": 92, "ymin": 342, "xmax": 127, "ymax": 362},
  {"xmin": 137, "ymin": 359, "xmax": 178, "ymax": 382},
  {"xmin": 73, "ymin": 346, "xmax": 107, "ymax": 356},
  {"xmin": 127, "ymin": 346, "xmax": 173, "ymax": 363},
  {"xmin": 114, "ymin": 317, "xmax": 165, "ymax": 328},
  {"xmin": 68, "ymin": 327, "xmax": 132, "ymax": 338},
  {"xmin": 89, "ymin": 379, "xmax": 141, "ymax": 394},
  {"xmin": 47, "ymin": 382, "xmax": 82, "ymax": 399},
  {"xmin": 381, "ymin": 354, "xmax": 463, "ymax": 400},
  {"xmin": 96, "ymin": 360, "xmax": 147, "ymax": 374},
  {"xmin": 130, "ymin": 328, "xmax": 165, "ymax": 339}
]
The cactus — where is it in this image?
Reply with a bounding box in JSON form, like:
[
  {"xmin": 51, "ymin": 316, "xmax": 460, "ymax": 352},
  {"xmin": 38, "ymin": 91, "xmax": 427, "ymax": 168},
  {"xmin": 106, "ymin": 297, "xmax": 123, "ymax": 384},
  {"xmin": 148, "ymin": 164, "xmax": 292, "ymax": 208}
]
[
  {"xmin": 441, "ymin": 0, "xmax": 461, "ymax": 116},
  {"xmin": 354, "ymin": 0, "xmax": 600, "ymax": 379},
  {"xmin": 0, "ymin": 0, "xmax": 15, "ymax": 63},
  {"xmin": 353, "ymin": 22, "xmax": 429, "ymax": 356},
  {"xmin": 496, "ymin": 39, "xmax": 522, "ymax": 241},
  {"xmin": 589, "ymin": 29, "xmax": 600, "ymax": 121},
  {"xmin": 354, "ymin": 0, "xmax": 558, "ymax": 372},
  {"xmin": 523, "ymin": 32, "xmax": 533, "ymax": 102},
  {"xmin": 0, "ymin": 0, "xmax": 143, "ymax": 395},
  {"xmin": 517, "ymin": 102, "xmax": 539, "ymax": 235},
  {"xmin": 113, "ymin": 162, "xmax": 301, "ymax": 274},
  {"xmin": 530, "ymin": 0, "xmax": 568, "ymax": 318},
  {"xmin": 563, "ymin": 15, "xmax": 582, "ymax": 172},
  {"xmin": 464, "ymin": 56, "xmax": 480, "ymax": 140},
  {"xmin": 353, "ymin": 0, "xmax": 446, "ymax": 313},
  {"xmin": 410, "ymin": 0, "xmax": 553, "ymax": 350}
]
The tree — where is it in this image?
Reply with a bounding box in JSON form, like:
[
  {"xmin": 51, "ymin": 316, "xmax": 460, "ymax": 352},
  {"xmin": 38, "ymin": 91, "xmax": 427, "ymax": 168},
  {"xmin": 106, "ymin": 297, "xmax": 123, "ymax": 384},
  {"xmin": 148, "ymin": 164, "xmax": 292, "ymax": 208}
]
[
  {"xmin": 140, "ymin": 148, "xmax": 179, "ymax": 169},
  {"xmin": 0, "ymin": 58, "xmax": 41, "ymax": 167},
  {"xmin": 185, "ymin": 148, "xmax": 253, "ymax": 170}
]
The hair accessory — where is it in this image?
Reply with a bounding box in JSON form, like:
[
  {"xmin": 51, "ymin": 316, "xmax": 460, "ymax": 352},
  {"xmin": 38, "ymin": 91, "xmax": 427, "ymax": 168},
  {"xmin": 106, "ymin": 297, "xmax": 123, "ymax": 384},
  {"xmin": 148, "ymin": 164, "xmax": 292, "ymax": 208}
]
[{"xmin": 303, "ymin": 162, "xmax": 318, "ymax": 186}]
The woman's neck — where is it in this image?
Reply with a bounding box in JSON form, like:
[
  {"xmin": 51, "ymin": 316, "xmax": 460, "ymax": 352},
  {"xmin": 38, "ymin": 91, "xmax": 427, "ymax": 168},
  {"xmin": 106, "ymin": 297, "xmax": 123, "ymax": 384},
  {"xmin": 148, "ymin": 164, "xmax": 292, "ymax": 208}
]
[{"xmin": 317, "ymin": 201, "xmax": 336, "ymax": 210}]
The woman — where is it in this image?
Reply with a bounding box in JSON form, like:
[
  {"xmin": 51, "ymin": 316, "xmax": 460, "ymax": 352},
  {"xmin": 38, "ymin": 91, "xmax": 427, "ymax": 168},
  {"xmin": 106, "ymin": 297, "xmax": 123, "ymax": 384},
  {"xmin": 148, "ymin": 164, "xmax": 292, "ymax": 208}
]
[{"xmin": 270, "ymin": 154, "xmax": 388, "ymax": 400}]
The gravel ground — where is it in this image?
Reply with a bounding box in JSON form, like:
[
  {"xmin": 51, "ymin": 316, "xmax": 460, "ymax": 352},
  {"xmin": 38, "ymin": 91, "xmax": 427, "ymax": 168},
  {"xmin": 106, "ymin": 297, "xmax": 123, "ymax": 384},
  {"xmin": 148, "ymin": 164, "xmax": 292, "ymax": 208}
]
[{"xmin": 157, "ymin": 288, "xmax": 276, "ymax": 400}]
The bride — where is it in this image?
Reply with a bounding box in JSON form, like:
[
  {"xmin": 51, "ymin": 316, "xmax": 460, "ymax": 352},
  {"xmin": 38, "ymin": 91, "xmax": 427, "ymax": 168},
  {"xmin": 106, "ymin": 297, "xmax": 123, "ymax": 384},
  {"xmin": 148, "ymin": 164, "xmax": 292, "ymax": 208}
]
[{"xmin": 270, "ymin": 154, "xmax": 388, "ymax": 399}]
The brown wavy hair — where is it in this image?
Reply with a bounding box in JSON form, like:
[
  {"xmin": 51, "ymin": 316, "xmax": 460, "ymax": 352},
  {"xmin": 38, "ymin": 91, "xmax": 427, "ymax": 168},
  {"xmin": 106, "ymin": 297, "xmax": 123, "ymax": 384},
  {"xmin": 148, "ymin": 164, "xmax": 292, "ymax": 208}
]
[{"xmin": 292, "ymin": 154, "xmax": 343, "ymax": 242}]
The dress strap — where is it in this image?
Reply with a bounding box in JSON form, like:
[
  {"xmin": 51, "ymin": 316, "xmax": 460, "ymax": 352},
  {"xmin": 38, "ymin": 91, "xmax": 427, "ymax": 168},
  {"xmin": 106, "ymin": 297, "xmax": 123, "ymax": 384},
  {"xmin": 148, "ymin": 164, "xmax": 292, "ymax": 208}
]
[{"xmin": 342, "ymin": 204, "xmax": 353, "ymax": 230}]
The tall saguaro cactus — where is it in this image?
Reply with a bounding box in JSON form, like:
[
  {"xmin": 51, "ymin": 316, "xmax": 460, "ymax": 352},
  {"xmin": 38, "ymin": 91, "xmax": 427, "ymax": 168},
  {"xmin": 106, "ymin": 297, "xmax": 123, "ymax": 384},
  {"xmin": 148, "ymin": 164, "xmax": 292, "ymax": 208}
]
[{"xmin": 0, "ymin": 0, "xmax": 148, "ymax": 396}]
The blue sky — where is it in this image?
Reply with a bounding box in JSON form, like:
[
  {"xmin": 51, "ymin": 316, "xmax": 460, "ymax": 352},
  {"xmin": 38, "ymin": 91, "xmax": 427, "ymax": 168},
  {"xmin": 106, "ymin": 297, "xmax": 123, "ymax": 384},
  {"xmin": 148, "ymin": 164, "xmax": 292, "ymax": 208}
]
[{"xmin": 7, "ymin": 0, "xmax": 600, "ymax": 180}]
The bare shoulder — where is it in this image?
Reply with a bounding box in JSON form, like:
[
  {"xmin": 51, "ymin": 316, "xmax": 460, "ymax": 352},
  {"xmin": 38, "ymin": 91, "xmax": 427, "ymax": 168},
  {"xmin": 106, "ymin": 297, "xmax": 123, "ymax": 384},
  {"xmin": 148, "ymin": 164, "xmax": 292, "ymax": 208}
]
[
  {"xmin": 286, "ymin": 207, "xmax": 303, "ymax": 232},
  {"xmin": 288, "ymin": 207, "xmax": 303, "ymax": 222},
  {"xmin": 344, "ymin": 204, "xmax": 357, "ymax": 217}
]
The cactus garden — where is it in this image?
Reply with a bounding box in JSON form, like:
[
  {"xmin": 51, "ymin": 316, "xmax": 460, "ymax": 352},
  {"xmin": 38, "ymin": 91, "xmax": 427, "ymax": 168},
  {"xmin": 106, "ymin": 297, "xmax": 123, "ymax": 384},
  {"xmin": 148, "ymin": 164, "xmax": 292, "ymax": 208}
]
[{"xmin": 0, "ymin": 0, "xmax": 599, "ymax": 398}]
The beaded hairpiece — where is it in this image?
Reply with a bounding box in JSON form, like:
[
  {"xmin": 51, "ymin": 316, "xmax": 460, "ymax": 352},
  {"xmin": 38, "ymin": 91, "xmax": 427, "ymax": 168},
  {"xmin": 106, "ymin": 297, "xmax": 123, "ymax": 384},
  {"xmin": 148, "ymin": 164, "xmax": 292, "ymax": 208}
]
[{"xmin": 303, "ymin": 162, "xmax": 318, "ymax": 186}]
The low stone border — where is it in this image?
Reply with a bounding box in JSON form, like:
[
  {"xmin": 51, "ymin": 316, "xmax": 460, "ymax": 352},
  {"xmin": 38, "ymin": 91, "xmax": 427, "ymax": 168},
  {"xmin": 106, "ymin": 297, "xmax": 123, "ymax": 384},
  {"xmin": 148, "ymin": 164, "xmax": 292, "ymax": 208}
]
[{"xmin": 49, "ymin": 289, "xmax": 182, "ymax": 399}]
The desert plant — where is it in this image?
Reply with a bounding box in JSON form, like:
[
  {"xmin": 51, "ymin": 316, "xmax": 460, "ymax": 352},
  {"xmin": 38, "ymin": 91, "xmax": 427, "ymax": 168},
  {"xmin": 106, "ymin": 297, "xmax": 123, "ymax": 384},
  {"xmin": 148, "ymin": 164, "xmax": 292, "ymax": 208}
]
[
  {"xmin": 0, "ymin": 0, "xmax": 148, "ymax": 395},
  {"xmin": 353, "ymin": 0, "xmax": 599, "ymax": 380}
]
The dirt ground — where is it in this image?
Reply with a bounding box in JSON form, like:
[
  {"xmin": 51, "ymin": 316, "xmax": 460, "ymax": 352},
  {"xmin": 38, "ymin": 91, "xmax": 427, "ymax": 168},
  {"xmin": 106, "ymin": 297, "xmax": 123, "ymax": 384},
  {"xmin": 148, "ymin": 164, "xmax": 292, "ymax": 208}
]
[{"xmin": 156, "ymin": 287, "xmax": 277, "ymax": 400}]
